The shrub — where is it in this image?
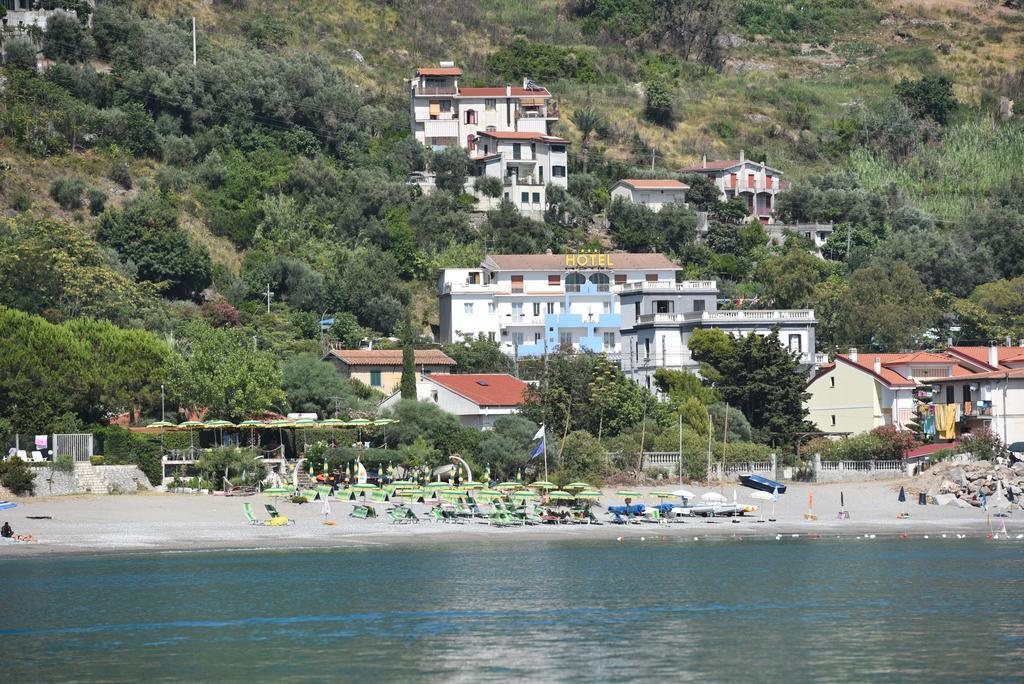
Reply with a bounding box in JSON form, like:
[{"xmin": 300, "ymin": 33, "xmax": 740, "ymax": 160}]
[
  {"xmin": 50, "ymin": 176, "xmax": 86, "ymax": 210},
  {"xmin": 92, "ymin": 426, "xmax": 160, "ymax": 485},
  {"xmin": 110, "ymin": 163, "xmax": 132, "ymax": 189},
  {"xmin": 0, "ymin": 458, "xmax": 36, "ymax": 496},
  {"xmin": 643, "ymin": 80, "xmax": 674, "ymax": 127},
  {"xmin": 290, "ymin": 495, "xmax": 308, "ymax": 504},
  {"xmin": 90, "ymin": 455, "xmax": 105, "ymax": 466},
  {"xmin": 473, "ymin": 175, "xmax": 503, "ymax": 199},
  {"xmin": 4, "ymin": 37, "xmax": 38, "ymax": 72},
  {"xmin": 960, "ymin": 427, "xmax": 1004, "ymax": 462},
  {"xmin": 87, "ymin": 188, "xmax": 107, "ymax": 215},
  {"xmin": 51, "ymin": 455, "xmax": 75, "ymax": 473}
]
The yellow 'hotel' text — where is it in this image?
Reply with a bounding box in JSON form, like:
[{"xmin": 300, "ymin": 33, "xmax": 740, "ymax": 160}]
[{"xmin": 564, "ymin": 253, "xmax": 614, "ymax": 268}]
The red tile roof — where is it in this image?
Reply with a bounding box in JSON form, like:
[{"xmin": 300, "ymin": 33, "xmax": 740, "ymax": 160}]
[
  {"xmin": 929, "ymin": 367, "xmax": 1024, "ymax": 382},
  {"xmin": 905, "ymin": 442, "xmax": 961, "ymax": 459},
  {"xmin": 427, "ymin": 374, "xmax": 528, "ymax": 407},
  {"xmin": 475, "ymin": 131, "xmax": 569, "ymax": 143},
  {"xmin": 458, "ymin": 87, "xmax": 551, "ymax": 97},
  {"xmin": 483, "ymin": 253, "xmax": 680, "ymax": 271},
  {"xmin": 830, "ymin": 352, "xmax": 977, "ymax": 388},
  {"xmin": 416, "ymin": 67, "xmax": 462, "ymax": 76},
  {"xmin": 946, "ymin": 346, "xmax": 1024, "ymax": 371},
  {"xmin": 327, "ymin": 349, "xmax": 456, "ymax": 367},
  {"xmin": 616, "ymin": 179, "xmax": 689, "ymax": 189}
]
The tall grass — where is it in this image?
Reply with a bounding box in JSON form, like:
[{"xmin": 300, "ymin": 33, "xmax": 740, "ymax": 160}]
[{"xmin": 850, "ymin": 117, "xmax": 1024, "ymax": 220}]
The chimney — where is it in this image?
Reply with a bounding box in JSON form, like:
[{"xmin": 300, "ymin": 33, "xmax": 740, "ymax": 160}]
[
  {"xmin": 1006, "ymin": 336, "xmax": 1013, "ymax": 347},
  {"xmin": 989, "ymin": 342, "xmax": 999, "ymax": 368},
  {"xmin": 947, "ymin": 336, "xmax": 953, "ymax": 348},
  {"xmin": 506, "ymin": 84, "xmax": 512, "ymax": 97},
  {"xmin": 523, "ymin": 78, "xmax": 528, "ymax": 89},
  {"xmin": 1019, "ymin": 339, "xmax": 1024, "ymax": 348},
  {"xmin": 848, "ymin": 347, "xmax": 858, "ymax": 363},
  {"xmin": 740, "ymin": 149, "xmax": 745, "ymax": 163},
  {"xmin": 701, "ymin": 153, "xmax": 707, "ymax": 169},
  {"xmin": 873, "ymin": 357, "xmax": 882, "ymax": 375}
]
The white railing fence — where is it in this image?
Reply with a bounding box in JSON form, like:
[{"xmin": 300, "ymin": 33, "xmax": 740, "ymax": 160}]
[{"xmin": 53, "ymin": 434, "xmax": 94, "ymax": 462}]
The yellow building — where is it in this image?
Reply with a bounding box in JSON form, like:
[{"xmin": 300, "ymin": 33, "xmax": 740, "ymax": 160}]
[
  {"xmin": 805, "ymin": 351, "xmax": 969, "ymax": 436},
  {"xmin": 323, "ymin": 348, "xmax": 456, "ymax": 394}
]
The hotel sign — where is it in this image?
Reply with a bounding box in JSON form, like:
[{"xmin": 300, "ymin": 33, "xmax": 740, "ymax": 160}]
[{"xmin": 564, "ymin": 253, "xmax": 614, "ymax": 268}]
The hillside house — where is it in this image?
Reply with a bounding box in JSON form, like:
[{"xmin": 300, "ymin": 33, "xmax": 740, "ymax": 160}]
[
  {"xmin": 471, "ymin": 131, "xmax": 569, "ymax": 215},
  {"xmin": 610, "ymin": 179, "xmax": 689, "ymax": 212},
  {"xmin": 379, "ymin": 373, "xmax": 528, "ymax": 429},
  {"xmin": 680, "ymin": 151, "xmax": 788, "ymax": 224},
  {"xmin": 322, "ymin": 347, "xmax": 455, "ymax": 394}
]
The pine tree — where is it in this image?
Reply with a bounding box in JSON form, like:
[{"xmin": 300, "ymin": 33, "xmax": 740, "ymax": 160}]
[{"xmin": 400, "ymin": 312, "xmax": 417, "ymax": 401}]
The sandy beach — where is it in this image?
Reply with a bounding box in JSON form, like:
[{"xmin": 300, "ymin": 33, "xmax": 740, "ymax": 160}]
[{"xmin": 0, "ymin": 477, "xmax": 1015, "ymax": 557}]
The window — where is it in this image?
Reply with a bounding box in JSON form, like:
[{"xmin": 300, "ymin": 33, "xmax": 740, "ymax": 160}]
[
  {"xmin": 511, "ymin": 302, "xmax": 524, "ymax": 321},
  {"xmin": 693, "ymin": 299, "xmax": 705, "ymax": 312},
  {"xmin": 831, "ymin": 415, "xmax": 836, "ymax": 426},
  {"xmin": 486, "ymin": 125, "xmax": 496, "ymax": 132},
  {"xmin": 534, "ymin": 332, "xmax": 542, "ymax": 343},
  {"xmin": 963, "ymin": 384, "xmax": 972, "ymax": 403},
  {"xmin": 513, "ymin": 143, "xmax": 521, "ymax": 160},
  {"xmin": 485, "ymin": 98, "xmax": 496, "ymax": 111},
  {"xmin": 589, "ymin": 273, "xmax": 610, "ymax": 292},
  {"xmin": 656, "ymin": 300, "xmax": 673, "ymax": 314},
  {"xmin": 511, "ymin": 332, "xmax": 524, "ymax": 346},
  {"xmin": 431, "ymin": 390, "xmax": 438, "ymax": 403},
  {"xmin": 369, "ymin": 371, "xmax": 382, "ymax": 388},
  {"xmin": 548, "ymin": 275, "xmax": 560, "ymax": 286},
  {"xmin": 946, "ymin": 386, "xmax": 955, "ymax": 404},
  {"xmin": 488, "ymin": 302, "xmax": 496, "ymax": 314},
  {"xmin": 468, "ymin": 272, "xmax": 480, "ymax": 284},
  {"xmin": 465, "ymin": 109, "xmax": 477, "ymax": 125},
  {"xmin": 645, "ymin": 274, "xmax": 658, "ymax": 282},
  {"xmin": 603, "ymin": 332, "xmax": 616, "ymax": 350},
  {"xmin": 511, "ymin": 275, "xmax": 524, "ymax": 293},
  {"xmin": 521, "ymin": 192, "xmax": 529, "ymax": 204},
  {"xmin": 634, "ymin": 302, "xmax": 640, "ymax": 318},
  {"xmin": 539, "ymin": 168, "xmax": 544, "ymax": 183},
  {"xmin": 530, "ymin": 143, "xmax": 536, "ymax": 158},
  {"xmin": 532, "ymin": 192, "xmax": 540, "ymax": 204},
  {"xmin": 488, "ymin": 331, "xmax": 496, "ymax": 342},
  {"xmin": 559, "ymin": 332, "xmax": 573, "ymax": 349},
  {"xmin": 551, "ymin": 145, "xmax": 566, "ymax": 153},
  {"xmin": 614, "ymin": 274, "xmax": 627, "ymax": 285},
  {"xmin": 547, "ymin": 302, "xmax": 556, "ymax": 315},
  {"xmin": 830, "ymin": 376, "xmax": 835, "ymax": 388},
  {"xmin": 644, "ymin": 339, "xmax": 651, "ymax": 358},
  {"xmin": 552, "ymin": 165, "xmax": 566, "ymax": 178},
  {"xmin": 467, "ymin": 134, "xmax": 475, "ymax": 151},
  {"xmin": 603, "ymin": 302, "xmax": 610, "ymax": 313},
  {"xmin": 565, "ymin": 272, "xmax": 585, "ymax": 293},
  {"xmin": 464, "ymin": 303, "xmax": 474, "ymax": 315},
  {"xmin": 788, "ymin": 334, "xmax": 802, "ymax": 353},
  {"xmin": 533, "ymin": 302, "xmax": 541, "ymax": 317}
]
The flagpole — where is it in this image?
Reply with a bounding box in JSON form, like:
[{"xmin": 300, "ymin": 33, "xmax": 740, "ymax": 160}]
[{"xmin": 543, "ymin": 426, "xmax": 548, "ymax": 481}]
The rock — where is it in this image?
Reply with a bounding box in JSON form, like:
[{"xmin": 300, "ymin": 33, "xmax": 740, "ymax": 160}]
[
  {"xmin": 716, "ymin": 33, "xmax": 746, "ymax": 48},
  {"xmin": 936, "ymin": 42, "xmax": 951, "ymax": 55},
  {"xmin": 343, "ymin": 49, "xmax": 365, "ymax": 64},
  {"xmin": 748, "ymin": 113, "xmax": 771, "ymax": 124},
  {"xmin": 940, "ymin": 479, "xmax": 961, "ymax": 494},
  {"xmin": 1012, "ymin": 461, "xmax": 1024, "ymax": 474},
  {"xmin": 933, "ymin": 493, "xmax": 958, "ymax": 506},
  {"xmin": 949, "ymin": 467, "xmax": 968, "ymax": 485}
]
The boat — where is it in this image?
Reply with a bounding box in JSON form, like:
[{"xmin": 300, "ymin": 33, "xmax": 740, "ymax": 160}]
[
  {"xmin": 739, "ymin": 474, "xmax": 787, "ymax": 495},
  {"xmin": 0, "ymin": 501, "xmax": 16, "ymax": 511}
]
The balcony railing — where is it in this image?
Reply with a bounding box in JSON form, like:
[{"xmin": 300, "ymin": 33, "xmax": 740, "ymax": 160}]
[
  {"xmin": 504, "ymin": 177, "xmax": 545, "ymax": 187},
  {"xmin": 962, "ymin": 402, "xmax": 994, "ymax": 418},
  {"xmin": 517, "ymin": 109, "xmax": 560, "ymax": 120},
  {"xmin": 620, "ymin": 280, "xmax": 717, "ymax": 293},
  {"xmin": 413, "ymin": 86, "xmax": 458, "ymax": 96},
  {"xmin": 637, "ymin": 309, "xmax": 815, "ymax": 324}
]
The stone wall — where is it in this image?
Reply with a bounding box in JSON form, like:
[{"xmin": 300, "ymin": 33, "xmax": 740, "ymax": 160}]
[
  {"xmin": 99, "ymin": 465, "xmax": 152, "ymax": 493},
  {"xmin": 3, "ymin": 464, "xmax": 153, "ymax": 497}
]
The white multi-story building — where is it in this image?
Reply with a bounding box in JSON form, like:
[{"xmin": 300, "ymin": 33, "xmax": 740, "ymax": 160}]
[
  {"xmin": 471, "ymin": 131, "xmax": 568, "ymax": 214},
  {"xmin": 438, "ymin": 253, "xmax": 680, "ymax": 358},
  {"xmin": 409, "ymin": 63, "xmax": 559, "ymax": 151},
  {"xmin": 610, "ymin": 179, "xmax": 689, "ymax": 212},
  {"xmin": 679, "ymin": 151, "xmax": 788, "ymax": 224},
  {"xmin": 618, "ymin": 281, "xmax": 822, "ymax": 393}
]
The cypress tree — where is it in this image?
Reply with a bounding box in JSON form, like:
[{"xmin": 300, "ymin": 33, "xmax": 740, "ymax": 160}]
[{"xmin": 400, "ymin": 313, "xmax": 417, "ymax": 400}]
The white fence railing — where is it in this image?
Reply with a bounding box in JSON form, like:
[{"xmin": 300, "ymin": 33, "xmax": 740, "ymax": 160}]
[
  {"xmin": 818, "ymin": 460, "xmax": 903, "ymax": 472},
  {"xmin": 53, "ymin": 434, "xmax": 93, "ymax": 462}
]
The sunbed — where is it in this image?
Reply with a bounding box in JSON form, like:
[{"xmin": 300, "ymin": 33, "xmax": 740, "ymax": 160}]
[
  {"xmin": 351, "ymin": 505, "xmax": 369, "ymax": 519},
  {"xmin": 264, "ymin": 503, "xmax": 294, "ymax": 524},
  {"xmin": 242, "ymin": 502, "xmax": 260, "ymax": 525},
  {"xmin": 388, "ymin": 506, "xmax": 419, "ymax": 524}
]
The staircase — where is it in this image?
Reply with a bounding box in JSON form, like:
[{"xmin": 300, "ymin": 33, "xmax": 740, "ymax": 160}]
[{"xmin": 73, "ymin": 463, "xmax": 109, "ymax": 494}]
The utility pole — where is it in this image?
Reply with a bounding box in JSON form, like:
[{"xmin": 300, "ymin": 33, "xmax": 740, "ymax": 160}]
[
  {"xmin": 513, "ymin": 342, "xmax": 519, "ymax": 379},
  {"xmin": 252, "ymin": 335, "xmax": 258, "ymax": 351},
  {"xmin": 192, "ymin": 17, "xmax": 197, "ymax": 67},
  {"xmin": 678, "ymin": 411, "xmax": 683, "ymax": 486},
  {"xmin": 651, "ymin": 146, "xmax": 656, "ymax": 171},
  {"xmin": 265, "ymin": 283, "xmax": 274, "ymax": 313},
  {"xmin": 328, "ymin": 396, "xmax": 345, "ymax": 419}
]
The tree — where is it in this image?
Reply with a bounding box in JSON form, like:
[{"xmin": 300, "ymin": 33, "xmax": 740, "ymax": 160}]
[
  {"xmin": 649, "ymin": 0, "xmax": 732, "ymax": 68},
  {"xmin": 400, "ymin": 313, "xmax": 417, "ymax": 400},
  {"xmin": 281, "ymin": 353, "xmax": 364, "ymax": 417},
  {"xmin": 5, "ymin": 38, "xmax": 37, "ymax": 72},
  {"xmin": 443, "ymin": 334, "xmax": 513, "ymax": 374},
  {"xmin": 607, "ymin": 197, "xmax": 662, "ymax": 252},
  {"xmin": 328, "ymin": 312, "xmax": 372, "ymax": 348},
  {"xmin": 473, "ymin": 175, "xmax": 503, "ymax": 198},
  {"xmin": 867, "ymin": 227, "xmax": 995, "ymax": 298},
  {"xmin": 832, "ymin": 263, "xmax": 939, "ymax": 350},
  {"xmin": 896, "ymin": 75, "xmax": 957, "ymax": 125},
  {"xmin": 653, "ymin": 368, "xmax": 719, "ymax": 406},
  {"xmin": 43, "ymin": 12, "xmax": 92, "ymax": 64},
  {"xmin": 167, "ymin": 322, "xmax": 285, "ymax": 422},
  {"xmin": 643, "ymin": 80, "xmax": 674, "ymax": 126},
  {"xmin": 483, "ymin": 200, "xmax": 552, "ymax": 253},
  {"xmin": 556, "ymin": 431, "xmax": 609, "ymax": 484},
  {"xmin": 431, "ymin": 146, "xmax": 470, "ymax": 195},
  {"xmin": 96, "ymin": 193, "xmax": 212, "ymax": 300},
  {"xmin": 690, "ymin": 329, "xmax": 811, "ymax": 442},
  {"xmin": 680, "ymin": 174, "xmax": 720, "ymax": 211},
  {"xmin": 569, "ymin": 106, "xmax": 604, "ymax": 174},
  {"xmin": 476, "ymin": 415, "xmax": 539, "ymax": 480},
  {"xmin": 756, "ymin": 250, "xmax": 827, "ymax": 308},
  {"xmin": 383, "ymin": 400, "xmax": 481, "ymax": 457}
]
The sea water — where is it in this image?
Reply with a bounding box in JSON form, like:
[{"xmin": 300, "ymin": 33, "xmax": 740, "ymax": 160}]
[{"xmin": 1, "ymin": 538, "xmax": 1022, "ymax": 682}]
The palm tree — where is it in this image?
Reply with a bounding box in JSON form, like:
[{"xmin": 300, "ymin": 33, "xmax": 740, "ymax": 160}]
[{"xmin": 569, "ymin": 106, "xmax": 604, "ymax": 174}]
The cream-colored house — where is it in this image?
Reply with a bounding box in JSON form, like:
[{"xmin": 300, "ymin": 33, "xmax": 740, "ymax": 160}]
[
  {"xmin": 805, "ymin": 350, "xmax": 973, "ymax": 436},
  {"xmin": 323, "ymin": 348, "xmax": 456, "ymax": 394},
  {"xmin": 610, "ymin": 179, "xmax": 688, "ymax": 212}
]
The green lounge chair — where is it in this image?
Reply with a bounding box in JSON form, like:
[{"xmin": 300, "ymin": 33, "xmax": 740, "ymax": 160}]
[
  {"xmin": 371, "ymin": 490, "xmax": 389, "ymax": 503},
  {"xmin": 243, "ymin": 502, "xmax": 260, "ymax": 525},
  {"xmin": 388, "ymin": 506, "xmax": 419, "ymax": 524},
  {"xmin": 300, "ymin": 488, "xmax": 317, "ymax": 501},
  {"xmin": 264, "ymin": 503, "xmax": 294, "ymax": 524},
  {"xmin": 316, "ymin": 485, "xmax": 331, "ymax": 500},
  {"xmin": 350, "ymin": 505, "xmax": 369, "ymax": 519}
]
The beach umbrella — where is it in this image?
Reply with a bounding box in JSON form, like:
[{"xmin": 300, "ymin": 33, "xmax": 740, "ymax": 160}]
[
  {"xmin": 178, "ymin": 420, "xmax": 205, "ymax": 450},
  {"xmin": 203, "ymin": 419, "xmax": 235, "ymax": 448},
  {"xmin": 372, "ymin": 418, "xmax": 398, "ymax": 448},
  {"xmin": 750, "ymin": 490, "xmax": 772, "ymax": 522},
  {"xmin": 650, "ymin": 491, "xmax": 675, "ymax": 499},
  {"xmin": 511, "ymin": 490, "xmax": 539, "ymax": 500},
  {"xmin": 769, "ymin": 486, "xmax": 780, "ymax": 522},
  {"xmin": 898, "ymin": 485, "xmax": 907, "ymax": 518},
  {"xmin": 701, "ymin": 492, "xmax": 726, "ymax": 503},
  {"xmin": 391, "ymin": 480, "xmax": 417, "ymax": 489},
  {"xmin": 575, "ymin": 490, "xmax": 602, "ymax": 500},
  {"xmin": 671, "ymin": 488, "xmax": 696, "ymax": 501},
  {"xmin": 237, "ymin": 420, "xmax": 265, "ymax": 448},
  {"xmin": 617, "ymin": 490, "xmax": 643, "ymax": 498},
  {"xmin": 529, "ymin": 481, "xmax": 557, "ymax": 490},
  {"xmin": 474, "ymin": 489, "xmax": 502, "ymax": 501},
  {"xmin": 564, "ymin": 482, "xmax": 592, "ymax": 491},
  {"xmin": 548, "ymin": 490, "xmax": 575, "ymax": 500},
  {"xmin": 266, "ymin": 419, "xmax": 294, "ymax": 455},
  {"xmin": 483, "ymin": 464, "xmax": 491, "ymax": 485},
  {"xmin": 495, "ymin": 481, "xmax": 521, "ymax": 490},
  {"xmin": 460, "ymin": 481, "xmax": 484, "ymax": 490},
  {"xmin": 148, "ymin": 420, "xmax": 176, "ymax": 429}
]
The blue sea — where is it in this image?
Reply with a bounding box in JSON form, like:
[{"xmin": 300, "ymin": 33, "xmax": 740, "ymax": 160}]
[{"xmin": 2, "ymin": 537, "xmax": 1023, "ymax": 682}]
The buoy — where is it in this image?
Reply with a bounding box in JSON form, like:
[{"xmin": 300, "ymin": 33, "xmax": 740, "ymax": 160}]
[
  {"xmin": 791, "ymin": 534, "xmax": 799, "ymax": 538},
  {"xmin": 616, "ymin": 536, "xmax": 623, "ymax": 542},
  {"xmin": 923, "ymin": 535, "xmax": 929, "ymax": 539},
  {"xmin": 868, "ymin": 534, "xmax": 876, "ymax": 539},
  {"xmin": 694, "ymin": 536, "xmax": 699, "ymax": 541},
  {"xmin": 640, "ymin": 537, "xmax": 646, "ymax": 541},
  {"xmin": 775, "ymin": 534, "xmax": 782, "ymax": 540},
  {"xmin": 941, "ymin": 534, "xmax": 947, "ymax": 538},
  {"xmin": 899, "ymin": 534, "xmax": 908, "ymax": 539}
]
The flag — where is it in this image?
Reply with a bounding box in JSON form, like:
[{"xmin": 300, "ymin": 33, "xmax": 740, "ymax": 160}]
[
  {"xmin": 981, "ymin": 493, "xmax": 988, "ymax": 512},
  {"xmin": 529, "ymin": 425, "xmax": 545, "ymax": 460}
]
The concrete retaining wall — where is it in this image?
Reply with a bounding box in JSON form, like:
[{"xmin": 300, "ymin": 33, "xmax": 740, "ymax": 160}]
[{"xmin": 19, "ymin": 464, "xmax": 152, "ymax": 496}]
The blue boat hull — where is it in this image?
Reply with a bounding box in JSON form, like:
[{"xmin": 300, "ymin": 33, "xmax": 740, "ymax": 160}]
[{"xmin": 739, "ymin": 474, "xmax": 786, "ymax": 495}]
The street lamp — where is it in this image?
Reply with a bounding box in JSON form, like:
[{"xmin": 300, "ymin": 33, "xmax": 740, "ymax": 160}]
[{"xmin": 160, "ymin": 384, "xmax": 165, "ymax": 422}]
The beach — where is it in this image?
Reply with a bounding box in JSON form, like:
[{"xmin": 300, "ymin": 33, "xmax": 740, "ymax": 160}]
[{"xmin": 0, "ymin": 477, "xmax": 1013, "ymax": 557}]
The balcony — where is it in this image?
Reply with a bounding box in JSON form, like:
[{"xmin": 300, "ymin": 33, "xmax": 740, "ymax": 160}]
[
  {"xmin": 962, "ymin": 402, "xmax": 994, "ymax": 419},
  {"xmin": 503, "ymin": 176, "xmax": 545, "ymax": 187},
  {"xmin": 517, "ymin": 109, "xmax": 560, "ymax": 120},
  {"xmin": 620, "ymin": 280, "xmax": 717, "ymax": 293},
  {"xmin": 413, "ymin": 86, "xmax": 458, "ymax": 96},
  {"xmin": 503, "ymin": 316, "xmax": 545, "ymax": 327},
  {"xmin": 637, "ymin": 309, "xmax": 816, "ymax": 325}
]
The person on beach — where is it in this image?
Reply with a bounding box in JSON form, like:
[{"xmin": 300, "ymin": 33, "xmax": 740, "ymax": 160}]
[{"xmin": 1, "ymin": 521, "xmax": 11, "ymax": 538}]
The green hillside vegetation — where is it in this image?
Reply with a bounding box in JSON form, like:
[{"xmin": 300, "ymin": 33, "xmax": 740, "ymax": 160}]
[{"xmin": 1, "ymin": 0, "xmax": 1024, "ymax": 475}]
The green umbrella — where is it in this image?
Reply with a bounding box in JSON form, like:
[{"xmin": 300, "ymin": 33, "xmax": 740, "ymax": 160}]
[
  {"xmin": 291, "ymin": 419, "xmax": 317, "ymax": 428},
  {"xmin": 178, "ymin": 420, "xmax": 205, "ymax": 429},
  {"xmin": 425, "ymin": 481, "xmax": 449, "ymax": 490},
  {"xmin": 564, "ymin": 482, "xmax": 592, "ymax": 490},
  {"xmin": 511, "ymin": 490, "xmax": 539, "ymax": 500},
  {"xmin": 351, "ymin": 483, "xmax": 377, "ymax": 491},
  {"xmin": 459, "ymin": 481, "xmax": 484, "ymax": 490},
  {"xmin": 548, "ymin": 490, "xmax": 575, "ymax": 500},
  {"xmin": 204, "ymin": 419, "xmax": 235, "ymax": 428},
  {"xmin": 474, "ymin": 489, "xmax": 502, "ymax": 500},
  {"xmin": 529, "ymin": 481, "xmax": 557, "ymax": 490},
  {"xmin": 237, "ymin": 420, "xmax": 265, "ymax": 427},
  {"xmin": 372, "ymin": 418, "xmax": 398, "ymax": 426},
  {"xmin": 650, "ymin": 491, "xmax": 675, "ymax": 499},
  {"xmin": 616, "ymin": 490, "xmax": 643, "ymax": 498},
  {"xmin": 575, "ymin": 490, "xmax": 603, "ymax": 500},
  {"xmin": 318, "ymin": 419, "xmax": 346, "ymax": 428},
  {"xmin": 399, "ymin": 488, "xmax": 426, "ymax": 498},
  {"xmin": 496, "ymin": 481, "xmax": 522, "ymax": 490},
  {"xmin": 391, "ymin": 480, "xmax": 417, "ymax": 489},
  {"xmin": 148, "ymin": 420, "xmax": 177, "ymax": 429}
]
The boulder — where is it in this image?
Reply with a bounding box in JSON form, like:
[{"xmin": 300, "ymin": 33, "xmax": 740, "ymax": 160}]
[
  {"xmin": 949, "ymin": 467, "xmax": 968, "ymax": 485},
  {"xmin": 940, "ymin": 479, "xmax": 961, "ymax": 494}
]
